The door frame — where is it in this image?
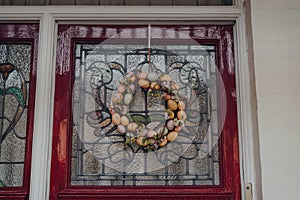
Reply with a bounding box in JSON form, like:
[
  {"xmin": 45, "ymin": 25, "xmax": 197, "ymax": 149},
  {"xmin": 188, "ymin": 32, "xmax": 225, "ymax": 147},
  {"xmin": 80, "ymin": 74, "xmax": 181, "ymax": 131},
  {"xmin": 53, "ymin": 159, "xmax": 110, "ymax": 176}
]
[{"xmin": 0, "ymin": 3, "xmax": 261, "ymax": 200}]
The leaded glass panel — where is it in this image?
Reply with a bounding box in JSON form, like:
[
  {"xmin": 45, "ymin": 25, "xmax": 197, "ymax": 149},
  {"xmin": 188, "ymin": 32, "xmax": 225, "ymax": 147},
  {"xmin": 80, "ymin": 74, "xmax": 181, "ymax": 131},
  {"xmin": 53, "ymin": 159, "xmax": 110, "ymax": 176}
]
[
  {"xmin": 0, "ymin": 44, "xmax": 32, "ymax": 187},
  {"xmin": 71, "ymin": 41, "xmax": 220, "ymax": 186}
]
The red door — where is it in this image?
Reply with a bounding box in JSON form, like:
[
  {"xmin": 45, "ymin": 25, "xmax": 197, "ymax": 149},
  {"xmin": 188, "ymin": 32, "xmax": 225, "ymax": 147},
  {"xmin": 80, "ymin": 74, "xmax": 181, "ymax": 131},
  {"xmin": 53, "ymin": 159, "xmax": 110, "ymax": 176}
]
[
  {"xmin": 50, "ymin": 25, "xmax": 240, "ymax": 199},
  {"xmin": 0, "ymin": 24, "xmax": 39, "ymax": 199}
]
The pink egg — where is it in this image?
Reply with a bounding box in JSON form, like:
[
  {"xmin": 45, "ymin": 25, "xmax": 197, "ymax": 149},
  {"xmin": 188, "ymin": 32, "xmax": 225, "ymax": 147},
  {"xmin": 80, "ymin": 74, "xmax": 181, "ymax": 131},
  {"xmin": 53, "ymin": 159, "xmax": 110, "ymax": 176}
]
[
  {"xmin": 138, "ymin": 72, "xmax": 147, "ymax": 80},
  {"xmin": 147, "ymin": 130, "xmax": 157, "ymax": 138},
  {"xmin": 117, "ymin": 125, "xmax": 126, "ymax": 134}
]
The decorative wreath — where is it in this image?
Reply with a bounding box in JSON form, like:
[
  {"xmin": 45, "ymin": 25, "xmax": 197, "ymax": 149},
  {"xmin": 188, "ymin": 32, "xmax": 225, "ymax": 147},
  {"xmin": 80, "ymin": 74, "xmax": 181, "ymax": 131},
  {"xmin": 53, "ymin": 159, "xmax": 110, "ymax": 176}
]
[{"xmin": 109, "ymin": 70, "xmax": 186, "ymax": 151}]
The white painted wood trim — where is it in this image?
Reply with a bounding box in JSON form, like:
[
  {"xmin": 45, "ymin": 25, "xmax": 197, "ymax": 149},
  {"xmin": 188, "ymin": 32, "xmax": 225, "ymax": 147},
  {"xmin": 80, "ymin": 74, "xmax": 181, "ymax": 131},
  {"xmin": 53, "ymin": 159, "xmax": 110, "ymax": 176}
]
[
  {"xmin": 0, "ymin": 4, "xmax": 260, "ymax": 200},
  {"xmin": 29, "ymin": 13, "xmax": 56, "ymax": 200}
]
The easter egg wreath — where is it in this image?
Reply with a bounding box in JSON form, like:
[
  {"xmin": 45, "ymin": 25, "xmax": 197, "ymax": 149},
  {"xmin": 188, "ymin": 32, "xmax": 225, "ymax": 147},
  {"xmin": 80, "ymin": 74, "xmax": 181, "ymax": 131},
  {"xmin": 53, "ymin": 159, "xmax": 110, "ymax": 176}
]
[{"xmin": 110, "ymin": 70, "xmax": 186, "ymax": 151}]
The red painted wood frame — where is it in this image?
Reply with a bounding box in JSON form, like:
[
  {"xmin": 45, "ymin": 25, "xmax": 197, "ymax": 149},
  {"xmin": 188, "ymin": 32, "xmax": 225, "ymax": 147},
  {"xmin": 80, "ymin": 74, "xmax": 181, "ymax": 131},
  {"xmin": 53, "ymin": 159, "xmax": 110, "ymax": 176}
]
[
  {"xmin": 50, "ymin": 25, "xmax": 240, "ymax": 200},
  {"xmin": 0, "ymin": 24, "xmax": 39, "ymax": 199}
]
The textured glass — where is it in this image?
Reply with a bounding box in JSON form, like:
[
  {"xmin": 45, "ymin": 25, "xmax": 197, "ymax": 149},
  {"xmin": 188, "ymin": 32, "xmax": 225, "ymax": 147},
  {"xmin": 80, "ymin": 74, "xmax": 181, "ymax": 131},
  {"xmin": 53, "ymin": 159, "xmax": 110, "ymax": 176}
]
[
  {"xmin": 0, "ymin": 44, "xmax": 31, "ymax": 186},
  {"xmin": 71, "ymin": 41, "xmax": 220, "ymax": 186}
]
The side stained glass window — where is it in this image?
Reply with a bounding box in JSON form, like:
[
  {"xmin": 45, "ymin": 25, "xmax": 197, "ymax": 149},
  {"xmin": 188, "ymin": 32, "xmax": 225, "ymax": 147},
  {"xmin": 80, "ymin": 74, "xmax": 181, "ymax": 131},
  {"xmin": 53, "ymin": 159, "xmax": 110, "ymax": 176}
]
[{"xmin": 0, "ymin": 24, "xmax": 38, "ymax": 196}]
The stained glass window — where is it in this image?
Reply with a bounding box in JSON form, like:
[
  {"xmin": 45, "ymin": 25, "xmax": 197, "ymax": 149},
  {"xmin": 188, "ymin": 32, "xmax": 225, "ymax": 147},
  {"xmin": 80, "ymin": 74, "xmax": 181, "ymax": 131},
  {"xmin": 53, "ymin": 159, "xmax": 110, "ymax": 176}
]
[{"xmin": 0, "ymin": 43, "xmax": 32, "ymax": 187}]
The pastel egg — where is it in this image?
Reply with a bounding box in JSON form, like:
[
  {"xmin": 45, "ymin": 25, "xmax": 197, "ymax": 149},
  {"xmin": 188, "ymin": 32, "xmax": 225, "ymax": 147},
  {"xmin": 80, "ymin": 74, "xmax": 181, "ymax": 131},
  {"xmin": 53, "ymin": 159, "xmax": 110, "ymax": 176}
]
[
  {"xmin": 112, "ymin": 113, "xmax": 121, "ymax": 125},
  {"xmin": 138, "ymin": 129, "xmax": 148, "ymax": 137},
  {"xmin": 147, "ymin": 130, "xmax": 157, "ymax": 138},
  {"xmin": 171, "ymin": 82, "xmax": 179, "ymax": 90},
  {"xmin": 167, "ymin": 100, "xmax": 178, "ymax": 111},
  {"xmin": 147, "ymin": 72, "xmax": 158, "ymax": 82},
  {"xmin": 120, "ymin": 116, "xmax": 129, "ymax": 126},
  {"xmin": 127, "ymin": 122, "xmax": 138, "ymax": 132},
  {"xmin": 138, "ymin": 72, "xmax": 147, "ymax": 80},
  {"xmin": 138, "ymin": 79, "xmax": 150, "ymax": 89},
  {"xmin": 175, "ymin": 126, "xmax": 183, "ymax": 132},
  {"xmin": 167, "ymin": 131, "xmax": 178, "ymax": 142},
  {"xmin": 178, "ymin": 101, "xmax": 186, "ymax": 110},
  {"xmin": 124, "ymin": 93, "xmax": 133, "ymax": 105},
  {"xmin": 167, "ymin": 120, "xmax": 175, "ymax": 130},
  {"xmin": 127, "ymin": 84, "xmax": 135, "ymax": 93},
  {"xmin": 117, "ymin": 125, "xmax": 126, "ymax": 134},
  {"xmin": 117, "ymin": 84, "xmax": 126, "ymax": 93},
  {"xmin": 177, "ymin": 111, "xmax": 187, "ymax": 120},
  {"xmin": 157, "ymin": 126, "xmax": 168, "ymax": 136}
]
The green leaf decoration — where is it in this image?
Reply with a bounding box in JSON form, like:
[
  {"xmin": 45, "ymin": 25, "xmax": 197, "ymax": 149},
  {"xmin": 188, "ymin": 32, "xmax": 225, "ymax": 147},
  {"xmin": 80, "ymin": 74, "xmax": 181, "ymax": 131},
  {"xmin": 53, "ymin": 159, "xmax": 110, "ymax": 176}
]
[
  {"xmin": 0, "ymin": 88, "xmax": 3, "ymax": 95},
  {"xmin": 6, "ymin": 87, "xmax": 25, "ymax": 107},
  {"xmin": 130, "ymin": 115, "xmax": 149, "ymax": 124},
  {"xmin": 0, "ymin": 180, "xmax": 5, "ymax": 187}
]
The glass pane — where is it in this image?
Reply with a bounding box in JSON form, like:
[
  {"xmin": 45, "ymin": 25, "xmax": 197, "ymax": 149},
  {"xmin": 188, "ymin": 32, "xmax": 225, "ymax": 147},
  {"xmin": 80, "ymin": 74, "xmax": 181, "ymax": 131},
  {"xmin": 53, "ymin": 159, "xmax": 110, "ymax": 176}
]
[
  {"xmin": 71, "ymin": 28, "xmax": 221, "ymax": 186},
  {"xmin": 0, "ymin": 44, "xmax": 32, "ymax": 187}
]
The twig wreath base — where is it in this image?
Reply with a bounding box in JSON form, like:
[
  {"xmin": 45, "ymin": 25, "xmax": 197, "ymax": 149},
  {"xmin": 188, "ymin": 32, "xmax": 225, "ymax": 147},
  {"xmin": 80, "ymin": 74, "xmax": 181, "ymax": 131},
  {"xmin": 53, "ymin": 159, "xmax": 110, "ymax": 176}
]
[{"xmin": 110, "ymin": 70, "xmax": 186, "ymax": 151}]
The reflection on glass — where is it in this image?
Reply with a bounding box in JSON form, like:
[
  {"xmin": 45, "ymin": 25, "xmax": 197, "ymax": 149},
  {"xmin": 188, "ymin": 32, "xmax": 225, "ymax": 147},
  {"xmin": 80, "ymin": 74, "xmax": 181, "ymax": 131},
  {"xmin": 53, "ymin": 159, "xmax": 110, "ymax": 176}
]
[{"xmin": 0, "ymin": 44, "xmax": 31, "ymax": 186}]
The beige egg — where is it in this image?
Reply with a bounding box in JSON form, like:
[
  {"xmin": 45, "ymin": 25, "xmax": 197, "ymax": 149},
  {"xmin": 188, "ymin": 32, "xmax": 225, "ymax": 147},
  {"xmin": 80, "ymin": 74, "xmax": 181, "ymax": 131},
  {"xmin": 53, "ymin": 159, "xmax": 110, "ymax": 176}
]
[
  {"xmin": 177, "ymin": 110, "xmax": 187, "ymax": 120},
  {"xmin": 167, "ymin": 100, "xmax": 178, "ymax": 111},
  {"xmin": 117, "ymin": 84, "xmax": 126, "ymax": 93},
  {"xmin": 130, "ymin": 75, "xmax": 136, "ymax": 82},
  {"xmin": 138, "ymin": 72, "xmax": 147, "ymax": 80},
  {"xmin": 120, "ymin": 116, "xmax": 129, "ymax": 126},
  {"xmin": 138, "ymin": 79, "xmax": 150, "ymax": 89},
  {"xmin": 159, "ymin": 138, "xmax": 168, "ymax": 147},
  {"xmin": 178, "ymin": 101, "xmax": 186, "ymax": 110},
  {"xmin": 160, "ymin": 74, "xmax": 172, "ymax": 82},
  {"xmin": 136, "ymin": 137, "xmax": 148, "ymax": 146},
  {"xmin": 117, "ymin": 125, "xmax": 126, "ymax": 134},
  {"xmin": 127, "ymin": 122, "xmax": 138, "ymax": 132},
  {"xmin": 150, "ymin": 82, "xmax": 160, "ymax": 90},
  {"xmin": 167, "ymin": 131, "xmax": 178, "ymax": 142},
  {"xmin": 171, "ymin": 82, "xmax": 179, "ymax": 90},
  {"xmin": 112, "ymin": 93, "xmax": 123, "ymax": 103},
  {"xmin": 112, "ymin": 113, "xmax": 121, "ymax": 125}
]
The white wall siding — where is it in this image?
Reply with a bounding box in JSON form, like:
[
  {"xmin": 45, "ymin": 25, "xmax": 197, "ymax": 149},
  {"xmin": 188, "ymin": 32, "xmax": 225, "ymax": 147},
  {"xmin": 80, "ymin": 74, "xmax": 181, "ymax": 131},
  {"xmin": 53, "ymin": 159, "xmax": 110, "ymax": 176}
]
[{"xmin": 251, "ymin": 0, "xmax": 300, "ymax": 199}]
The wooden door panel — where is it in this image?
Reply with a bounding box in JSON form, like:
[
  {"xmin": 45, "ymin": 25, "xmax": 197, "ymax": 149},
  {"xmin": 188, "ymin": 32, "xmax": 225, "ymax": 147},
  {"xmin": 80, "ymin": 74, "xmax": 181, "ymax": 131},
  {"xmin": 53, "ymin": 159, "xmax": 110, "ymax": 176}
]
[{"xmin": 51, "ymin": 25, "xmax": 240, "ymax": 199}]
